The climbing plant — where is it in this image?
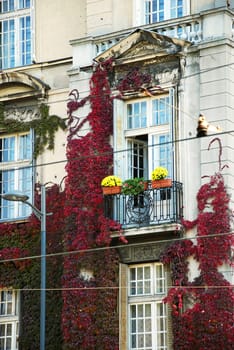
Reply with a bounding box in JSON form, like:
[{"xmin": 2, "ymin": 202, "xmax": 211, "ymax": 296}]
[
  {"xmin": 0, "ymin": 103, "xmax": 66, "ymax": 156},
  {"xmin": 62, "ymin": 59, "xmax": 121, "ymax": 350},
  {"xmin": 160, "ymin": 139, "xmax": 234, "ymax": 349},
  {"xmin": 0, "ymin": 184, "xmax": 65, "ymax": 349}
]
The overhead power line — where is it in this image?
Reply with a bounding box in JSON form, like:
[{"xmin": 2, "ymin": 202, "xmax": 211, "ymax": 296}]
[
  {"xmin": 0, "ymin": 231, "xmax": 233, "ymax": 265},
  {"xmin": 3, "ymin": 284, "xmax": 234, "ymax": 293},
  {"xmin": 0, "ymin": 129, "xmax": 233, "ymax": 172}
]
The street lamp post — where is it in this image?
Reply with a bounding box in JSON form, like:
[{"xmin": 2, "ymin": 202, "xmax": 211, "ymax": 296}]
[{"xmin": 1, "ymin": 185, "xmax": 47, "ymax": 350}]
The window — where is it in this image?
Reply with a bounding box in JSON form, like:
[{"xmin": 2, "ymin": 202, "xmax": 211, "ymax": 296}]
[
  {"xmin": 0, "ymin": 290, "xmax": 19, "ymax": 350},
  {"xmin": 134, "ymin": 0, "xmax": 186, "ymax": 26},
  {"xmin": 0, "ymin": 0, "xmax": 32, "ymax": 69},
  {"xmin": 0, "ymin": 131, "xmax": 33, "ymax": 220},
  {"xmin": 125, "ymin": 93, "xmax": 173, "ymax": 181},
  {"xmin": 145, "ymin": 0, "xmax": 183, "ymax": 23},
  {"xmin": 128, "ymin": 263, "xmax": 168, "ymax": 349}
]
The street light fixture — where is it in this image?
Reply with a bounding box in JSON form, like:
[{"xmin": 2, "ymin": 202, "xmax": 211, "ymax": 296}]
[{"xmin": 1, "ymin": 185, "xmax": 47, "ymax": 350}]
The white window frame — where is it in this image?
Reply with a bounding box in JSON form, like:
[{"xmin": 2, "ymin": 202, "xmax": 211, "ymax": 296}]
[
  {"xmin": 0, "ymin": 130, "xmax": 33, "ymax": 220},
  {"xmin": 133, "ymin": 0, "xmax": 190, "ymax": 26},
  {"xmin": 0, "ymin": 290, "xmax": 19, "ymax": 350},
  {"xmin": 124, "ymin": 93, "xmax": 173, "ymax": 181},
  {"xmin": 0, "ymin": 0, "xmax": 33, "ymax": 69},
  {"xmin": 128, "ymin": 263, "xmax": 168, "ymax": 350}
]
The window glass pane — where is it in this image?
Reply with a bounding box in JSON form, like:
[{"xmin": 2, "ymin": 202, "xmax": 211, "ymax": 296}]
[
  {"xmin": 138, "ymin": 333, "xmax": 144, "ymax": 347},
  {"xmin": 152, "ymin": 97, "xmax": 170, "ymax": 125},
  {"xmin": 0, "ymin": 2, "xmax": 31, "ymax": 69},
  {"xmin": 6, "ymin": 324, "xmax": 12, "ymax": 336},
  {"xmin": 0, "ymin": 19, "xmax": 15, "ymax": 69},
  {"xmin": 128, "ymin": 140, "xmax": 147, "ymax": 179},
  {"xmin": 131, "ymin": 334, "xmax": 136, "ymax": 348},
  {"xmin": 0, "ymin": 0, "xmax": 15, "ymax": 13},
  {"xmin": 130, "ymin": 303, "xmax": 152, "ymax": 349},
  {"xmin": 20, "ymin": 16, "xmax": 31, "ymax": 65},
  {"xmin": 159, "ymin": 134, "xmax": 171, "ymax": 174},
  {"xmin": 151, "ymin": 132, "xmax": 172, "ymax": 179},
  {"xmin": 0, "ymin": 290, "xmax": 18, "ymax": 350},
  {"xmin": 0, "ymin": 291, "xmax": 13, "ymax": 316},
  {"xmin": 129, "ymin": 264, "xmax": 167, "ymax": 349},
  {"xmin": 6, "ymin": 337, "xmax": 12, "ymax": 350},
  {"xmin": 0, "ymin": 137, "xmax": 13, "ymax": 162},
  {"xmin": 129, "ymin": 266, "xmax": 152, "ymax": 296},
  {"xmin": 2, "ymin": 170, "xmax": 15, "ymax": 193},
  {"xmin": 0, "ymin": 132, "xmax": 32, "ymax": 220},
  {"xmin": 19, "ymin": 0, "xmax": 31, "ymax": 9},
  {"xmin": 6, "ymin": 302, "xmax": 13, "ymax": 315},
  {"xmin": 170, "ymin": 0, "xmax": 183, "ymax": 18},
  {"xmin": 156, "ymin": 302, "xmax": 167, "ymax": 347},
  {"xmin": 19, "ymin": 134, "xmax": 31, "ymax": 160},
  {"xmin": 0, "ymin": 325, "xmax": 5, "ymax": 337},
  {"xmin": 145, "ymin": 0, "xmax": 164, "ymax": 23},
  {"xmin": 145, "ymin": 333, "xmax": 152, "ymax": 347},
  {"xmin": 155, "ymin": 264, "xmax": 165, "ymax": 294},
  {"xmin": 127, "ymin": 102, "xmax": 147, "ymax": 129}
]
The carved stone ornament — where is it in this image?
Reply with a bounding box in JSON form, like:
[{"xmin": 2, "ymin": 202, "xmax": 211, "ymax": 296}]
[
  {"xmin": 4, "ymin": 105, "xmax": 40, "ymax": 122},
  {"xmin": 118, "ymin": 242, "xmax": 170, "ymax": 263},
  {"xmin": 95, "ymin": 28, "xmax": 191, "ymax": 64},
  {"xmin": 94, "ymin": 29, "xmax": 191, "ymax": 93}
]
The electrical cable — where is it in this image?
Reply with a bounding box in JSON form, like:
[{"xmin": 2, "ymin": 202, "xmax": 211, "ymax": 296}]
[
  {"xmin": 0, "ymin": 231, "xmax": 233, "ymax": 265},
  {"xmin": 3, "ymin": 284, "xmax": 234, "ymax": 292},
  {"xmin": 1, "ymin": 61, "xmax": 233, "ymax": 110},
  {"xmin": 0, "ymin": 129, "xmax": 233, "ymax": 172}
]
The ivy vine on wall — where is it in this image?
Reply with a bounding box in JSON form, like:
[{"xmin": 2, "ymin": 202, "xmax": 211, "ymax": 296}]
[
  {"xmin": 0, "ymin": 57, "xmax": 232, "ymax": 350},
  {"xmin": 0, "ymin": 184, "xmax": 65, "ymax": 349},
  {"xmin": 160, "ymin": 139, "xmax": 234, "ymax": 349},
  {"xmin": 0, "ymin": 103, "xmax": 66, "ymax": 156},
  {"xmin": 62, "ymin": 58, "xmax": 121, "ymax": 350}
]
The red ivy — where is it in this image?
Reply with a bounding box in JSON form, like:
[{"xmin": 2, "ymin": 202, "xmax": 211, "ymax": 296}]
[
  {"xmin": 62, "ymin": 59, "xmax": 120, "ymax": 349},
  {"xmin": 161, "ymin": 171, "xmax": 234, "ymax": 349}
]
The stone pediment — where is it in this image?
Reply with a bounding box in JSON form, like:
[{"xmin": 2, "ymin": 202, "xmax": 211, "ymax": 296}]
[
  {"xmin": 95, "ymin": 28, "xmax": 191, "ymax": 64},
  {"xmin": 0, "ymin": 71, "xmax": 50, "ymax": 102}
]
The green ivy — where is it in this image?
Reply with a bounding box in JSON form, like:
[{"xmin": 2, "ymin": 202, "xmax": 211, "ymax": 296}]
[{"xmin": 0, "ymin": 103, "xmax": 66, "ymax": 156}]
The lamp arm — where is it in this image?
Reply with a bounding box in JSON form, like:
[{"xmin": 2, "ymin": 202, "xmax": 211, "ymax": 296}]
[
  {"xmin": 24, "ymin": 201, "xmax": 52, "ymax": 221},
  {"xmin": 24, "ymin": 201, "xmax": 43, "ymax": 220}
]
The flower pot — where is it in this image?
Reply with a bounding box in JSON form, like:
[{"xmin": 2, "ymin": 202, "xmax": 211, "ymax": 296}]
[
  {"xmin": 102, "ymin": 186, "xmax": 122, "ymax": 195},
  {"xmin": 151, "ymin": 179, "xmax": 172, "ymax": 189}
]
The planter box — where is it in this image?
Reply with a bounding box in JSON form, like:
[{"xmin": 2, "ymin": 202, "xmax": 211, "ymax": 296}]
[
  {"xmin": 102, "ymin": 186, "xmax": 122, "ymax": 195},
  {"xmin": 151, "ymin": 179, "xmax": 172, "ymax": 189}
]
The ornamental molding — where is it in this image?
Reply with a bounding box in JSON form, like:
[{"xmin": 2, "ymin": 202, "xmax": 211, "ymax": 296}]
[
  {"xmin": 4, "ymin": 105, "xmax": 40, "ymax": 122},
  {"xmin": 118, "ymin": 241, "xmax": 170, "ymax": 263},
  {"xmin": 95, "ymin": 28, "xmax": 191, "ymax": 64},
  {"xmin": 0, "ymin": 71, "xmax": 50, "ymax": 102}
]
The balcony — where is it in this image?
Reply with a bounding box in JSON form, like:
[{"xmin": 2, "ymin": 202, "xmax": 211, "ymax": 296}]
[
  {"xmin": 95, "ymin": 15, "xmax": 203, "ymax": 56},
  {"xmin": 104, "ymin": 181, "xmax": 183, "ymax": 229}
]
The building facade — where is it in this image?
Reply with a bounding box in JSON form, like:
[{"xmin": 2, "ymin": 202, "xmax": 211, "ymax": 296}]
[
  {"xmin": 67, "ymin": 1, "xmax": 234, "ymax": 349},
  {"xmin": 0, "ymin": 1, "xmax": 82, "ymax": 348},
  {"xmin": 0, "ymin": 0, "xmax": 233, "ymax": 349}
]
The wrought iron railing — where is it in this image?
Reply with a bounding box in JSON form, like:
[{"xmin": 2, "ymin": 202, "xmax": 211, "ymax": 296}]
[{"xmin": 104, "ymin": 181, "xmax": 183, "ymax": 229}]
